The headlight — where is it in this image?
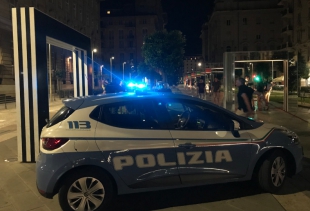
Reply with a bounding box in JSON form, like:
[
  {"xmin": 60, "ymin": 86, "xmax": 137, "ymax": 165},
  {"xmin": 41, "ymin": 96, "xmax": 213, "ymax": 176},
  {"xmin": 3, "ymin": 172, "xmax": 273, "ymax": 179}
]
[
  {"xmin": 285, "ymin": 130, "xmax": 299, "ymax": 145},
  {"xmin": 278, "ymin": 127, "xmax": 299, "ymax": 145},
  {"xmin": 288, "ymin": 133, "xmax": 299, "ymax": 144}
]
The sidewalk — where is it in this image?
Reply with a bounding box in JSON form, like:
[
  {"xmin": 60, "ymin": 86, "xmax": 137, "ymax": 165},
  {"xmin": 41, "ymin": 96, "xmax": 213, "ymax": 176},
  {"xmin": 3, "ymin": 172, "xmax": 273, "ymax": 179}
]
[{"xmin": 0, "ymin": 100, "xmax": 64, "ymax": 211}]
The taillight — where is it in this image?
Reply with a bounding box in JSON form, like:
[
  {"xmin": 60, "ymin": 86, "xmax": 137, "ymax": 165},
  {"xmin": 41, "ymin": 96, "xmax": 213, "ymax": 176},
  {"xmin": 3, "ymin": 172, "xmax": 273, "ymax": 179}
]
[{"xmin": 41, "ymin": 138, "xmax": 69, "ymax": 150}]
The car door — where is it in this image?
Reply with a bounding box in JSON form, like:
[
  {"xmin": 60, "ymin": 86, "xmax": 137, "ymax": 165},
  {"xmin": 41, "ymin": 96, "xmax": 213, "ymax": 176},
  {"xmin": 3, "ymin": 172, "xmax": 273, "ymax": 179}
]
[
  {"xmin": 93, "ymin": 99, "xmax": 181, "ymax": 188},
  {"xmin": 157, "ymin": 99, "xmax": 253, "ymax": 185}
]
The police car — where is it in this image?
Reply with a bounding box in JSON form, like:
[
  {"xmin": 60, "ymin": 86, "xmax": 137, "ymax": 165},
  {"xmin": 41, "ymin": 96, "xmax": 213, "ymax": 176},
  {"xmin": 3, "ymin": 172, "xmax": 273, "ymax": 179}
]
[{"xmin": 36, "ymin": 92, "xmax": 303, "ymax": 211}]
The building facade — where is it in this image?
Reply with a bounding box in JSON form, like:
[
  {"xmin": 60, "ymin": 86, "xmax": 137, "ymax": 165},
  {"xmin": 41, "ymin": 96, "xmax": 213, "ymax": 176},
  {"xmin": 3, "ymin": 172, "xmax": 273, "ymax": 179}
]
[
  {"xmin": 202, "ymin": 0, "xmax": 283, "ymax": 64},
  {"xmin": 0, "ymin": 0, "xmax": 101, "ymax": 86},
  {"xmin": 278, "ymin": 0, "xmax": 310, "ymax": 85},
  {"xmin": 183, "ymin": 56, "xmax": 206, "ymax": 87},
  {"xmin": 100, "ymin": 0, "xmax": 166, "ymax": 81}
]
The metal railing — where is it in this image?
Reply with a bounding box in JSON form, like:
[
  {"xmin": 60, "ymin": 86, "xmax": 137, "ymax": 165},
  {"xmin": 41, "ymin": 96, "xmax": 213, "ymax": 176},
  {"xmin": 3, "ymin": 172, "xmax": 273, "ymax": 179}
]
[{"xmin": 0, "ymin": 93, "xmax": 16, "ymax": 109}]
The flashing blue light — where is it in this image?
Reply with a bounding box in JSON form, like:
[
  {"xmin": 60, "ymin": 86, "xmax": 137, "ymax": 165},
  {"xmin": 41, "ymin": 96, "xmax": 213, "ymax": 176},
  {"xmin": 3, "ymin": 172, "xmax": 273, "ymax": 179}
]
[
  {"xmin": 137, "ymin": 84, "xmax": 146, "ymax": 89},
  {"xmin": 127, "ymin": 82, "xmax": 146, "ymax": 89},
  {"xmin": 128, "ymin": 82, "xmax": 135, "ymax": 87}
]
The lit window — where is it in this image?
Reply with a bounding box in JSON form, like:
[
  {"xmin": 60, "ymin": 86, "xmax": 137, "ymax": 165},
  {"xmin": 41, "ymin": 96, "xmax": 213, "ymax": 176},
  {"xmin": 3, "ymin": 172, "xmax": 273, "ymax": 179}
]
[{"xmin": 107, "ymin": 11, "xmax": 110, "ymax": 14}]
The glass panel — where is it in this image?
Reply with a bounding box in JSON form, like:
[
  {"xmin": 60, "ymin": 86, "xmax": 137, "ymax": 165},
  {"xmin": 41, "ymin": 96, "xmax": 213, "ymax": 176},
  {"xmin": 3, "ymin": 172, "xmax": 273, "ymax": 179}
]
[
  {"xmin": 47, "ymin": 44, "xmax": 74, "ymax": 102},
  {"xmin": 224, "ymin": 51, "xmax": 294, "ymax": 113}
]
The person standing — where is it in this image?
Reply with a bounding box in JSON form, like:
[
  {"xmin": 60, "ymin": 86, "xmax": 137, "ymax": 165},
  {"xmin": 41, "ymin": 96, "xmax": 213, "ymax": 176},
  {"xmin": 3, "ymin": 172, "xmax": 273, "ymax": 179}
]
[
  {"xmin": 212, "ymin": 77, "xmax": 221, "ymax": 105},
  {"xmin": 208, "ymin": 80, "xmax": 212, "ymax": 95},
  {"xmin": 235, "ymin": 77, "xmax": 255, "ymax": 117},
  {"xmin": 197, "ymin": 79, "xmax": 205, "ymax": 99},
  {"xmin": 102, "ymin": 79, "xmax": 109, "ymax": 94},
  {"xmin": 264, "ymin": 81, "xmax": 273, "ymax": 110},
  {"xmin": 245, "ymin": 76, "xmax": 250, "ymax": 86},
  {"xmin": 256, "ymin": 79, "xmax": 267, "ymax": 111}
]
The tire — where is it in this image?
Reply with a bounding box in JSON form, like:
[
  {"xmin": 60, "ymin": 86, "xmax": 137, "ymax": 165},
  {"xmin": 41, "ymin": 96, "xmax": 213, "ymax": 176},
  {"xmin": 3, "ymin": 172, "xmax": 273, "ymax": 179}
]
[
  {"xmin": 258, "ymin": 150, "xmax": 287, "ymax": 193},
  {"xmin": 58, "ymin": 168, "xmax": 114, "ymax": 211}
]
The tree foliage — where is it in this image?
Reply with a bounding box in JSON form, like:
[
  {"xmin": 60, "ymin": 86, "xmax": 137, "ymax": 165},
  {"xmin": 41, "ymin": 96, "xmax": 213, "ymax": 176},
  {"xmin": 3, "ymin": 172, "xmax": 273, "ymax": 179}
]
[
  {"xmin": 254, "ymin": 62, "xmax": 271, "ymax": 80},
  {"xmin": 271, "ymin": 51, "xmax": 308, "ymax": 92},
  {"xmin": 137, "ymin": 61, "xmax": 161, "ymax": 81},
  {"xmin": 297, "ymin": 52, "xmax": 308, "ymax": 79},
  {"xmin": 141, "ymin": 30, "xmax": 186, "ymax": 82},
  {"xmin": 53, "ymin": 69, "xmax": 66, "ymax": 80}
]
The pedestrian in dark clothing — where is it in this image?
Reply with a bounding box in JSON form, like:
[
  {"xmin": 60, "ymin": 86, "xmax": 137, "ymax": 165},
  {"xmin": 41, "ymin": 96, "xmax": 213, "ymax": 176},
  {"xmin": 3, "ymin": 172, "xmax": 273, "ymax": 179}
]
[
  {"xmin": 119, "ymin": 81, "xmax": 126, "ymax": 92},
  {"xmin": 212, "ymin": 78, "xmax": 221, "ymax": 105},
  {"xmin": 256, "ymin": 80, "xmax": 267, "ymax": 111},
  {"xmin": 235, "ymin": 77, "xmax": 254, "ymax": 117},
  {"xmin": 197, "ymin": 79, "xmax": 205, "ymax": 99},
  {"xmin": 105, "ymin": 81, "xmax": 123, "ymax": 93}
]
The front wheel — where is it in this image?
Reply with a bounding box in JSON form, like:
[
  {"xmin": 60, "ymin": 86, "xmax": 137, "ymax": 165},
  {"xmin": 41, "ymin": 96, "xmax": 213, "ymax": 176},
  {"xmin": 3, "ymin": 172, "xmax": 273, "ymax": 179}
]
[
  {"xmin": 258, "ymin": 150, "xmax": 287, "ymax": 193},
  {"xmin": 58, "ymin": 168, "xmax": 114, "ymax": 211}
]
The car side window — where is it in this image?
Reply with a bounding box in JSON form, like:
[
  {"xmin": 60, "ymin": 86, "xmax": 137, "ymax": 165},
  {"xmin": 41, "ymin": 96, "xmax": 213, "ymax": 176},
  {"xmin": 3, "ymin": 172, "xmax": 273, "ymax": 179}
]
[
  {"xmin": 97, "ymin": 100, "xmax": 160, "ymax": 129},
  {"xmin": 201, "ymin": 106, "xmax": 230, "ymax": 131},
  {"xmin": 154, "ymin": 99, "xmax": 230, "ymax": 131},
  {"xmin": 152, "ymin": 101, "xmax": 175, "ymax": 129}
]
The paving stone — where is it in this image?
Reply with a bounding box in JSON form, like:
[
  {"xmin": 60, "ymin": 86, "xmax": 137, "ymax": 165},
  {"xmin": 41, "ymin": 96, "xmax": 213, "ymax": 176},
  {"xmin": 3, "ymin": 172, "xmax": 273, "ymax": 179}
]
[
  {"xmin": 9, "ymin": 190, "xmax": 47, "ymax": 211},
  {"xmin": 0, "ymin": 206, "xmax": 16, "ymax": 211},
  {"xmin": 0, "ymin": 192, "xmax": 13, "ymax": 209}
]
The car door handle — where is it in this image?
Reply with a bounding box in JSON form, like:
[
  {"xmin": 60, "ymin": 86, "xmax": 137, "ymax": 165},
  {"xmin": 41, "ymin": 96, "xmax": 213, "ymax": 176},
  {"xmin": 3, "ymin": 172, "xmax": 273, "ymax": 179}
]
[{"xmin": 178, "ymin": 143, "xmax": 196, "ymax": 149}]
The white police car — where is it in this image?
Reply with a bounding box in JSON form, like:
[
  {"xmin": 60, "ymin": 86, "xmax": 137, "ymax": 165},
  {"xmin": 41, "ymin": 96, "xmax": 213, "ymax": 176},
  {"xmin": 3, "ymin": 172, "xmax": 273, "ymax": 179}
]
[{"xmin": 36, "ymin": 92, "xmax": 303, "ymax": 211}]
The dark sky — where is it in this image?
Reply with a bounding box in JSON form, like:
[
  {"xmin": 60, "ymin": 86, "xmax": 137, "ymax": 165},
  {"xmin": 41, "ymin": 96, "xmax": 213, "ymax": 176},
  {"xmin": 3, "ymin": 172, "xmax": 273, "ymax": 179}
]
[{"xmin": 162, "ymin": 0, "xmax": 214, "ymax": 56}]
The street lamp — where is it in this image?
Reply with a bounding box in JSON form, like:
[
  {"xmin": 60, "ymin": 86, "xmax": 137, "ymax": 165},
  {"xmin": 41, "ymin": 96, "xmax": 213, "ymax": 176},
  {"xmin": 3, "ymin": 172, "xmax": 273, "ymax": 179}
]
[
  {"xmin": 250, "ymin": 63, "xmax": 254, "ymax": 81},
  {"xmin": 130, "ymin": 65, "xmax": 134, "ymax": 79},
  {"xmin": 100, "ymin": 65, "xmax": 104, "ymax": 77},
  {"xmin": 91, "ymin": 48, "xmax": 97, "ymax": 90},
  {"xmin": 100, "ymin": 65, "xmax": 104, "ymax": 84},
  {"xmin": 122, "ymin": 62, "xmax": 126, "ymax": 80},
  {"xmin": 110, "ymin": 56, "xmax": 114, "ymax": 82}
]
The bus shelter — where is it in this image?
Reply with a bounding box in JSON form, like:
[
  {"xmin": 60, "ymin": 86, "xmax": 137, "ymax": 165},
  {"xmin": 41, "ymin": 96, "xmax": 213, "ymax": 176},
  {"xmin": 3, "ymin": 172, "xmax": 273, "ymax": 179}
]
[
  {"xmin": 223, "ymin": 51, "xmax": 292, "ymax": 112},
  {"xmin": 12, "ymin": 7, "xmax": 91, "ymax": 162}
]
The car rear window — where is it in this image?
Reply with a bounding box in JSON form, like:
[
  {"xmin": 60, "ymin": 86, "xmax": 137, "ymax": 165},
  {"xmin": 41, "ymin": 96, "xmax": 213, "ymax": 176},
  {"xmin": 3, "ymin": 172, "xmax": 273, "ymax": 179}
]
[{"xmin": 46, "ymin": 106, "xmax": 75, "ymax": 128}]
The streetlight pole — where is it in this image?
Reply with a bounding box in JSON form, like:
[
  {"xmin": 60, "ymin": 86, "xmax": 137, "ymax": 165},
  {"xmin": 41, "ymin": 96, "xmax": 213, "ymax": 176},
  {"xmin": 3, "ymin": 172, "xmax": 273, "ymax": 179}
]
[
  {"xmin": 91, "ymin": 48, "xmax": 97, "ymax": 90},
  {"xmin": 198, "ymin": 62, "xmax": 202, "ymax": 82},
  {"xmin": 100, "ymin": 65, "xmax": 104, "ymax": 78},
  {"xmin": 122, "ymin": 62, "xmax": 126, "ymax": 80},
  {"xmin": 110, "ymin": 56, "xmax": 114, "ymax": 82},
  {"xmin": 130, "ymin": 65, "xmax": 134, "ymax": 79},
  {"xmin": 100, "ymin": 65, "xmax": 104, "ymax": 88},
  {"xmin": 250, "ymin": 63, "xmax": 253, "ymax": 82}
]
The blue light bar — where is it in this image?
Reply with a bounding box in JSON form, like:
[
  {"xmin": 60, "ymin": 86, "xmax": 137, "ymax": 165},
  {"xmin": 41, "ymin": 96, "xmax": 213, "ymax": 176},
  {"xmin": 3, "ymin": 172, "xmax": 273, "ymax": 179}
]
[
  {"xmin": 126, "ymin": 82, "xmax": 146, "ymax": 89},
  {"xmin": 137, "ymin": 84, "xmax": 146, "ymax": 89},
  {"xmin": 128, "ymin": 82, "xmax": 135, "ymax": 87}
]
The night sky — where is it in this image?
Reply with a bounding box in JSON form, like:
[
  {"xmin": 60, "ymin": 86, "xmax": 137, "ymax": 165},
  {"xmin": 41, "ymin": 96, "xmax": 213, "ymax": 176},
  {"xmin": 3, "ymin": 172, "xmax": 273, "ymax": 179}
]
[{"xmin": 162, "ymin": 0, "xmax": 214, "ymax": 56}]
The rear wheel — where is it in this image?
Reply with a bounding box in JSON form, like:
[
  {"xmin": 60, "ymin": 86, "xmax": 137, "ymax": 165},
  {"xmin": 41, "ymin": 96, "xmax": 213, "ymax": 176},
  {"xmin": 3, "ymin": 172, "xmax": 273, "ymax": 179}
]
[
  {"xmin": 258, "ymin": 150, "xmax": 287, "ymax": 193},
  {"xmin": 58, "ymin": 168, "xmax": 114, "ymax": 211}
]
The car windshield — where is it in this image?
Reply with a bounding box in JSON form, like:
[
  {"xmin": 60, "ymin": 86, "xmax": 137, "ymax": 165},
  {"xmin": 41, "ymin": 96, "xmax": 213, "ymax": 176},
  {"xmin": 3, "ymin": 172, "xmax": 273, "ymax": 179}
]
[{"xmin": 47, "ymin": 106, "xmax": 75, "ymax": 128}]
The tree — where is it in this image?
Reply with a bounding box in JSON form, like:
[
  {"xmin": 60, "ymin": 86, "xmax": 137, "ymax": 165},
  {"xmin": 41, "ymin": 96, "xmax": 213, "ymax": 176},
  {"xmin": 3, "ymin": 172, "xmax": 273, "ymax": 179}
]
[
  {"xmin": 137, "ymin": 61, "xmax": 161, "ymax": 86},
  {"xmin": 271, "ymin": 51, "xmax": 297, "ymax": 93},
  {"xmin": 255, "ymin": 62, "xmax": 271, "ymax": 80},
  {"xmin": 142, "ymin": 30, "xmax": 186, "ymax": 82},
  {"xmin": 297, "ymin": 52, "xmax": 308, "ymax": 80}
]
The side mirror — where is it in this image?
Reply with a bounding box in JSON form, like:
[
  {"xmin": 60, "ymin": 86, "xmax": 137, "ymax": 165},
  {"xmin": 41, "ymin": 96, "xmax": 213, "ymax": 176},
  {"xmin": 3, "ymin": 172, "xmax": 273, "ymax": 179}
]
[
  {"xmin": 230, "ymin": 120, "xmax": 240, "ymax": 138},
  {"xmin": 232, "ymin": 120, "xmax": 240, "ymax": 130}
]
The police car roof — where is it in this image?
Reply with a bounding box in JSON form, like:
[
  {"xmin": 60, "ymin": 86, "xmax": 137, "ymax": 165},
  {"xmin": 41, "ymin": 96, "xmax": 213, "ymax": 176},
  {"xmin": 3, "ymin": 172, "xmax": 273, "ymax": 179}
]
[{"xmin": 62, "ymin": 91, "xmax": 209, "ymax": 110}]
